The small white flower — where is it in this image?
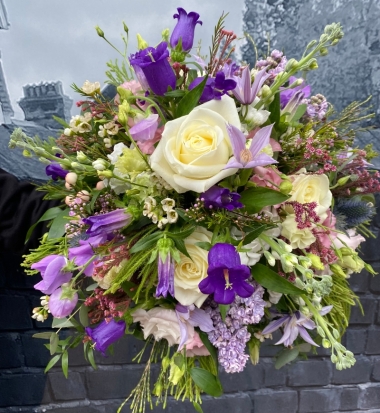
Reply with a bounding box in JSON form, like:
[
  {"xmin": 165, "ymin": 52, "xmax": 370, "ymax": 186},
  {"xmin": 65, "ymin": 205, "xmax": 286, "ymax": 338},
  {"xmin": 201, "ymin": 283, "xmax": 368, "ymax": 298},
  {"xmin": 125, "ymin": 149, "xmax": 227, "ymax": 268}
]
[
  {"xmin": 64, "ymin": 128, "xmax": 72, "ymax": 136},
  {"xmin": 161, "ymin": 198, "xmax": 175, "ymax": 211},
  {"xmin": 166, "ymin": 209, "xmax": 178, "ymax": 224},
  {"xmin": 157, "ymin": 217, "xmax": 168, "ymax": 229},
  {"xmin": 82, "ymin": 80, "xmax": 101, "ymax": 95},
  {"xmin": 92, "ymin": 159, "xmax": 109, "ymax": 171}
]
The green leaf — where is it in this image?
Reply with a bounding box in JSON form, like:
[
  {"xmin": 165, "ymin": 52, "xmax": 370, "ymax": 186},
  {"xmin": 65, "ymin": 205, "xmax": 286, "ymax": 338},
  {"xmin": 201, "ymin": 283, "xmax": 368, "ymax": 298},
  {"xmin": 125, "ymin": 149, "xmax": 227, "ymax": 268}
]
[
  {"xmin": 33, "ymin": 332, "xmax": 53, "ymax": 339},
  {"xmin": 168, "ymin": 226, "xmax": 195, "ymax": 240},
  {"xmin": 121, "ymin": 280, "xmax": 138, "ymax": 298},
  {"xmin": 291, "ymin": 103, "xmax": 307, "ymax": 121},
  {"xmin": 195, "ymin": 242, "xmax": 212, "ymax": 251},
  {"xmin": 268, "ymin": 92, "xmax": 281, "ymax": 129},
  {"xmin": 45, "ymin": 354, "xmax": 61, "ymax": 373},
  {"xmin": 251, "ymin": 263, "xmax": 304, "ymax": 295},
  {"xmin": 164, "ymin": 90, "xmax": 186, "ymax": 98},
  {"xmin": 219, "ymin": 304, "xmax": 229, "ymax": 322},
  {"xmin": 86, "ymin": 283, "xmax": 98, "ymax": 292},
  {"xmin": 87, "ymin": 189, "xmax": 102, "ymax": 213},
  {"xmin": 176, "ymin": 76, "xmax": 208, "ymax": 118},
  {"xmin": 129, "ymin": 231, "xmax": 163, "ymax": 254},
  {"xmin": 52, "ymin": 115, "xmax": 69, "ymax": 128},
  {"xmin": 275, "ymin": 347, "xmax": 299, "ymax": 369},
  {"xmin": 198, "ymin": 331, "xmax": 218, "ymax": 369},
  {"xmin": 243, "ymin": 224, "xmax": 274, "ymax": 245},
  {"xmin": 62, "ymin": 351, "xmax": 69, "ymax": 378},
  {"xmin": 190, "ymin": 367, "xmax": 223, "ymax": 397},
  {"xmin": 25, "ymin": 206, "xmax": 62, "ymax": 242},
  {"xmin": 85, "ymin": 343, "xmax": 97, "ymax": 370},
  {"xmin": 48, "ymin": 208, "xmax": 70, "ymax": 240},
  {"xmin": 52, "ymin": 317, "xmax": 75, "ymax": 328},
  {"xmin": 193, "ymin": 402, "xmax": 204, "ymax": 413},
  {"xmin": 173, "ymin": 238, "xmax": 191, "ymax": 259},
  {"xmin": 50, "ymin": 332, "xmax": 59, "ymax": 355},
  {"xmin": 79, "ymin": 305, "xmax": 89, "ymax": 327},
  {"xmin": 240, "ymin": 187, "xmax": 289, "ymax": 214}
]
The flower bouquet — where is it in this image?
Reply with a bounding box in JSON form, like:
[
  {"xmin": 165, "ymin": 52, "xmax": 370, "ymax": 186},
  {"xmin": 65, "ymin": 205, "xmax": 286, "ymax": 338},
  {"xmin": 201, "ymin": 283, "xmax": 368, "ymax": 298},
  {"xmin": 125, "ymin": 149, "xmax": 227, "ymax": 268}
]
[{"xmin": 9, "ymin": 7, "xmax": 380, "ymax": 413}]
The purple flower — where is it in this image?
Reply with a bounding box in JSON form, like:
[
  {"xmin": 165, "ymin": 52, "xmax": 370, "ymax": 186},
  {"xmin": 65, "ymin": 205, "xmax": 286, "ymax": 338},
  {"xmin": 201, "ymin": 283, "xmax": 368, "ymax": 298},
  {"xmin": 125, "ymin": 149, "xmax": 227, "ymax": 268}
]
[
  {"xmin": 224, "ymin": 123, "xmax": 277, "ymax": 170},
  {"xmin": 85, "ymin": 319, "xmax": 126, "ymax": 356},
  {"xmin": 156, "ymin": 252, "xmax": 175, "ymax": 298},
  {"xmin": 129, "ymin": 42, "xmax": 176, "ymax": 96},
  {"xmin": 83, "ymin": 209, "xmax": 132, "ymax": 236},
  {"xmin": 201, "ymin": 186, "xmax": 243, "ymax": 211},
  {"xmin": 170, "ymin": 8, "xmax": 202, "ymax": 52},
  {"xmin": 175, "ymin": 304, "xmax": 214, "ymax": 350},
  {"xmin": 48, "ymin": 284, "xmax": 78, "ymax": 318},
  {"xmin": 68, "ymin": 234, "xmax": 107, "ymax": 276},
  {"xmin": 45, "ymin": 163, "xmax": 68, "ymax": 181},
  {"xmin": 129, "ymin": 114, "xmax": 159, "ymax": 142},
  {"xmin": 280, "ymin": 76, "xmax": 311, "ymax": 109},
  {"xmin": 221, "ymin": 62, "xmax": 240, "ymax": 78},
  {"xmin": 32, "ymin": 255, "xmax": 72, "ymax": 295},
  {"xmin": 262, "ymin": 306, "xmax": 332, "ymax": 347},
  {"xmin": 189, "ymin": 71, "xmax": 237, "ymax": 104},
  {"xmin": 232, "ymin": 67, "xmax": 270, "ymax": 105},
  {"xmin": 199, "ymin": 243, "xmax": 254, "ymax": 305}
]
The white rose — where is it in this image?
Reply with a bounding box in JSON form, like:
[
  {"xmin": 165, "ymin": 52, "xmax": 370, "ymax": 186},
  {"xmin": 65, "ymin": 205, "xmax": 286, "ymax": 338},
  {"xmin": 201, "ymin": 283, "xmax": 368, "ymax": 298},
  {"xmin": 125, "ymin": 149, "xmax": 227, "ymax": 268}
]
[
  {"xmin": 132, "ymin": 308, "xmax": 193, "ymax": 347},
  {"xmin": 281, "ymin": 214, "xmax": 316, "ymax": 249},
  {"xmin": 150, "ymin": 95, "xmax": 240, "ymax": 193},
  {"xmin": 174, "ymin": 227, "xmax": 212, "ymax": 307},
  {"xmin": 288, "ymin": 173, "xmax": 332, "ymax": 218}
]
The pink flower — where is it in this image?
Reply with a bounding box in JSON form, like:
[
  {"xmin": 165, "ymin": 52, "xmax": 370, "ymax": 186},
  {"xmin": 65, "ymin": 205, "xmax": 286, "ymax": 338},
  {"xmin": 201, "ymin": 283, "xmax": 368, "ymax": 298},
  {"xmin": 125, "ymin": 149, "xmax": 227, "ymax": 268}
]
[
  {"xmin": 114, "ymin": 80, "xmax": 143, "ymax": 105},
  {"xmin": 333, "ymin": 229, "xmax": 365, "ymax": 251},
  {"xmin": 251, "ymin": 166, "xmax": 283, "ymax": 189},
  {"xmin": 137, "ymin": 126, "xmax": 163, "ymax": 154},
  {"xmin": 185, "ymin": 331, "xmax": 210, "ymax": 357},
  {"xmin": 48, "ymin": 284, "xmax": 78, "ymax": 318},
  {"xmin": 316, "ymin": 210, "xmax": 337, "ymax": 248}
]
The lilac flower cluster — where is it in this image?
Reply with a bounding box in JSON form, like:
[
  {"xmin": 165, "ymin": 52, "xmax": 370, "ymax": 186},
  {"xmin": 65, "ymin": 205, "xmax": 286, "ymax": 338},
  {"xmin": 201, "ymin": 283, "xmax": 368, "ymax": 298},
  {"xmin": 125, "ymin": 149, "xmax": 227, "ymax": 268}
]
[
  {"xmin": 303, "ymin": 94, "xmax": 328, "ymax": 120},
  {"xmin": 256, "ymin": 49, "xmax": 287, "ymax": 80},
  {"xmin": 205, "ymin": 284, "xmax": 266, "ymax": 373}
]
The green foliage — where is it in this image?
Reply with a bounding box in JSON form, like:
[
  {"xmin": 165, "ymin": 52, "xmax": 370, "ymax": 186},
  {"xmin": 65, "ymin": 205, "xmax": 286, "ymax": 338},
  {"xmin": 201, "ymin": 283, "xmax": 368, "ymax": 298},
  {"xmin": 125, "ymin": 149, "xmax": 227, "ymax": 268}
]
[{"xmin": 240, "ymin": 187, "xmax": 289, "ymax": 214}]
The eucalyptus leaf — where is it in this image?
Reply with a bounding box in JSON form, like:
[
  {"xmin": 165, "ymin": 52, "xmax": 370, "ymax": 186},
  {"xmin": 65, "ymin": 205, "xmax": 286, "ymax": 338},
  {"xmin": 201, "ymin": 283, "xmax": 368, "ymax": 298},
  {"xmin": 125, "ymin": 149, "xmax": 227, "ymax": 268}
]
[
  {"xmin": 275, "ymin": 347, "xmax": 299, "ymax": 369},
  {"xmin": 251, "ymin": 263, "xmax": 304, "ymax": 295},
  {"xmin": 48, "ymin": 208, "xmax": 70, "ymax": 240},
  {"xmin": 190, "ymin": 367, "xmax": 223, "ymax": 397},
  {"xmin": 240, "ymin": 187, "xmax": 289, "ymax": 214},
  {"xmin": 49, "ymin": 332, "xmax": 59, "ymax": 355}
]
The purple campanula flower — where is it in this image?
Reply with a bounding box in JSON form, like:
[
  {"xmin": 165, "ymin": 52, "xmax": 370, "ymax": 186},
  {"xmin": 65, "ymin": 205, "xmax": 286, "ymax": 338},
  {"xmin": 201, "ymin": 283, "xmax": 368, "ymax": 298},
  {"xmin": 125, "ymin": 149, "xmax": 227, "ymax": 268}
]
[
  {"xmin": 48, "ymin": 284, "xmax": 78, "ymax": 318},
  {"xmin": 280, "ymin": 76, "xmax": 311, "ymax": 109},
  {"xmin": 232, "ymin": 67, "xmax": 270, "ymax": 105},
  {"xmin": 224, "ymin": 123, "xmax": 277, "ymax": 170},
  {"xmin": 199, "ymin": 243, "xmax": 254, "ymax": 305},
  {"xmin": 129, "ymin": 42, "xmax": 176, "ymax": 96},
  {"xmin": 201, "ymin": 186, "xmax": 243, "ymax": 211},
  {"xmin": 83, "ymin": 209, "xmax": 132, "ymax": 236},
  {"xmin": 189, "ymin": 71, "xmax": 237, "ymax": 104},
  {"xmin": 32, "ymin": 255, "xmax": 72, "ymax": 295},
  {"xmin": 170, "ymin": 8, "xmax": 202, "ymax": 52},
  {"xmin": 129, "ymin": 114, "xmax": 159, "ymax": 142},
  {"xmin": 45, "ymin": 163, "xmax": 68, "ymax": 181},
  {"xmin": 68, "ymin": 234, "xmax": 107, "ymax": 276},
  {"xmin": 156, "ymin": 252, "xmax": 175, "ymax": 299},
  {"xmin": 85, "ymin": 319, "xmax": 126, "ymax": 356}
]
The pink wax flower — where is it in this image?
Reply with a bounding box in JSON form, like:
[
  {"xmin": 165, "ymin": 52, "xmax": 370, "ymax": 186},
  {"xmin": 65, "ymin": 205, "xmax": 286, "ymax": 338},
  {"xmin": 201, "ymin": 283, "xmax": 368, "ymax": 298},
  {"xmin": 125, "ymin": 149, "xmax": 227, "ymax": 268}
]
[{"xmin": 251, "ymin": 166, "xmax": 283, "ymax": 189}]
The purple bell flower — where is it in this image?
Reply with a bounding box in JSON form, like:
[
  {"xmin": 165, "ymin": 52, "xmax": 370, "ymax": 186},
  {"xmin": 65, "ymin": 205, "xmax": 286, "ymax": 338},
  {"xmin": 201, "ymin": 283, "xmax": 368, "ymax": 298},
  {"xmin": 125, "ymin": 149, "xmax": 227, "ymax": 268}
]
[
  {"xmin": 32, "ymin": 255, "xmax": 72, "ymax": 295},
  {"xmin": 199, "ymin": 243, "xmax": 254, "ymax": 305},
  {"xmin": 45, "ymin": 163, "xmax": 68, "ymax": 181},
  {"xmin": 85, "ymin": 319, "xmax": 126, "ymax": 355},
  {"xmin": 83, "ymin": 209, "xmax": 132, "ymax": 236},
  {"xmin": 201, "ymin": 186, "xmax": 243, "ymax": 211},
  {"xmin": 129, "ymin": 114, "xmax": 159, "ymax": 142},
  {"xmin": 156, "ymin": 252, "xmax": 175, "ymax": 298},
  {"xmin": 189, "ymin": 71, "xmax": 237, "ymax": 104},
  {"xmin": 129, "ymin": 42, "xmax": 176, "ymax": 96},
  {"xmin": 48, "ymin": 284, "xmax": 78, "ymax": 318},
  {"xmin": 170, "ymin": 8, "xmax": 202, "ymax": 52},
  {"xmin": 68, "ymin": 234, "xmax": 107, "ymax": 276}
]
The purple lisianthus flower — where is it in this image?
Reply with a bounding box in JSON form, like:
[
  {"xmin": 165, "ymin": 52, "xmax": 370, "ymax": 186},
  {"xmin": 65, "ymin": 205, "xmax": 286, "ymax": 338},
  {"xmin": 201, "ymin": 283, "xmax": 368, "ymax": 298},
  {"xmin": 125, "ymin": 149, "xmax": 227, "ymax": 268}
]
[
  {"xmin": 68, "ymin": 234, "xmax": 107, "ymax": 277},
  {"xmin": 170, "ymin": 8, "xmax": 202, "ymax": 52},
  {"xmin": 280, "ymin": 76, "xmax": 311, "ymax": 109},
  {"xmin": 85, "ymin": 319, "xmax": 126, "ymax": 356},
  {"xmin": 232, "ymin": 67, "xmax": 270, "ymax": 105},
  {"xmin": 48, "ymin": 284, "xmax": 78, "ymax": 318},
  {"xmin": 129, "ymin": 114, "xmax": 159, "ymax": 142},
  {"xmin": 175, "ymin": 304, "xmax": 213, "ymax": 350},
  {"xmin": 201, "ymin": 186, "xmax": 243, "ymax": 211},
  {"xmin": 224, "ymin": 123, "xmax": 277, "ymax": 170},
  {"xmin": 189, "ymin": 71, "xmax": 237, "ymax": 104},
  {"xmin": 32, "ymin": 255, "xmax": 72, "ymax": 295},
  {"xmin": 199, "ymin": 243, "xmax": 254, "ymax": 305},
  {"xmin": 156, "ymin": 252, "xmax": 175, "ymax": 298},
  {"xmin": 261, "ymin": 306, "xmax": 333, "ymax": 347},
  {"xmin": 129, "ymin": 42, "xmax": 176, "ymax": 96},
  {"xmin": 45, "ymin": 163, "xmax": 68, "ymax": 181},
  {"xmin": 83, "ymin": 209, "xmax": 132, "ymax": 236}
]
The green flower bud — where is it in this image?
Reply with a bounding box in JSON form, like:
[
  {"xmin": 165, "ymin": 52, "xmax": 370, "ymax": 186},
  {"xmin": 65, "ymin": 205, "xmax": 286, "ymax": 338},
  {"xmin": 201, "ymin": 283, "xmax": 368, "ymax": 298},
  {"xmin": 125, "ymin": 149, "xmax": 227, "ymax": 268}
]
[
  {"xmin": 97, "ymin": 170, "xmax": 113, "ymax": 179},
  {"xmin": 95, "ymin": 26, "xmax": 105, "ymax": 38},
  {"xmin": 279, "ymin": 180, "xmax": 293, "ymax": 194},
  {"xmin": 336, "ymin": 176, "xmax": 351, "ymax": 186},
  {"xmin": 320, "ymin": 47, "xmax": 328, "ymax": 56},
  {"xmin": 77, "ymin": 151, "xmax": 89, "ymax": 163},
  {"xmin": 309, "ymin": 59, "xmax": 319, "ymax": 70},
  {"xmin": 330, "ymin": 263, "xmax": 347, "ymax": 278},
  {"xmin": 322, "ymin": 339, "xmax": 331, "ymax": 348},
  {"xmin": 260, "ymin": 85, "xmax": 272, "ymax": 99},
  {"xmin": 162, "ymin": 28, "xmax": 170, "ymax": 43},
  {"xmin": 162, "ymin": 356, "xmax": 170, "ymax": 372},
  {"xmin": 285, "ymin": 58, "xmax": 299, "ymax": 72},
  {"xmin": 305, "ymin": 253, "xmax": 325, "ymax": 270},
  {"xmin": 22, "ymin": 149, "xmax": 32, "ymax": 157},
  {"xmin": 123, "ymin": 22, "xmax": 129, "ymax": 34},
  {"xmin": 117, "ymin": 86, "xmax": 133, "ymax": 101},
  {"xmin": 137, "ymin": 33, "xmax": 148, "ymax": 50}
]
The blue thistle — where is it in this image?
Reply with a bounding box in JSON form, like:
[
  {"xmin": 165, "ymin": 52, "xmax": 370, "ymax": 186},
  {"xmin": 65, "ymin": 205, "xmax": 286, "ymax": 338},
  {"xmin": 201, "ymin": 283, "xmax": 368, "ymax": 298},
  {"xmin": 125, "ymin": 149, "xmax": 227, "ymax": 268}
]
[{"xmin": 334, "ymin": 198, "xmax": 375, "ymax": 228}]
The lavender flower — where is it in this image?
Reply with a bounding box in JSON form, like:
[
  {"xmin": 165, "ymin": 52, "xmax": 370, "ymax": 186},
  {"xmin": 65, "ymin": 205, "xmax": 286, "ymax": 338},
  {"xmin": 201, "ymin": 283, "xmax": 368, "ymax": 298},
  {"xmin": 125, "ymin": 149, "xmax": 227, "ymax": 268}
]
[
  {"xmin": 199, "ymin": 243, "xmax": 254, "ymax": 305},
  {"xmin": 304, "ymin": 94, "xmax": 328, "ymax": 120},
  {"xmin": 45, "ymin": 163, "xmax": 68, "ymax": 181},
  {"xmin": 85, "ymin": 319, "xmax": 126, "ymax": 355},
  {"xmin": 189, "ymin": 72, "xmax": 237, "ymax": 104},
  {"xmin": 280, "ymin": 76, "xmax": 311, "ymax": 108},
  {"xmin": 83, "ymin": 209, "xmax": 132, "ymax": 236},
  {"xmin": 201, "ymin": 186, "xmax": 243, "ymax": 211},
  {"xmin": 224, "ymin": 123, "xmax": 277, "ymax": 170},
  {"xmin": 48, "ymin": 283, "xmax": 78, "ymax": 318},
  {"xmin": 156, "ymin": 253, "xmax": 175, "ymax": 298},
  {"xmin": 129, "ymin": 114, "xmax": 159, "ymax": 142},
  {"xmin": 32, "ymin": 255, "xmax": 72, "ymax": 295},
  {"xmin": 232, "ymin": 67, "xmax": 270, "ymax": 105},
  {"xmin": 170, "ymin": 8, "xmax": 202, "ymax": 52},
  {"xmin": 129, "ymin": 42, "xmax": 176, "ymax": 96}
]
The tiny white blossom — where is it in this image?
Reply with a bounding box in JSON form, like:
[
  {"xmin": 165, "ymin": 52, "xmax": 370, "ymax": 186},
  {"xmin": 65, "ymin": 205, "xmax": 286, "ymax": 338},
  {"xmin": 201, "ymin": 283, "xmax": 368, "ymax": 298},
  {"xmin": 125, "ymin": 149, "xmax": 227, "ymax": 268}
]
[
  {"xmin": 161, "ymin": 198, "xmax": 175, "ymax": 211},
  {"xmin": 166, "ymin": 209, "xmax": 178, "ymax": 224},
  {"xmin": 82, "ymin": 80, "xmax": 101, "ymax": 95}
]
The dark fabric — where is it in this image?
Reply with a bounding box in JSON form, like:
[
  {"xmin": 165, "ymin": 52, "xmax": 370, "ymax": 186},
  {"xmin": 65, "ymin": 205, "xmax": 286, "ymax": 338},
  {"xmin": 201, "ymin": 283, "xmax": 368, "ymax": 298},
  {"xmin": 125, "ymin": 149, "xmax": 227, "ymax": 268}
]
[{"xmin": 0, "ymin": 168, "xmax": 59, "ymax": 253}]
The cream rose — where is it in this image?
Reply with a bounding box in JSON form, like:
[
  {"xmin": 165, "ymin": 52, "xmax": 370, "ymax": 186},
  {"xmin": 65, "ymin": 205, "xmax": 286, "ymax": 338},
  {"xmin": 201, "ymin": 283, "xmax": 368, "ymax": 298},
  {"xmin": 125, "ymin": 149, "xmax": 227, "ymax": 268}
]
[
  {"xmin": 174, "ymin": 227, "xmax": 212, "ymax": 307},
  {"xmin": 150, "ymin": 95, "xmax": 240, "ymax": 193}
]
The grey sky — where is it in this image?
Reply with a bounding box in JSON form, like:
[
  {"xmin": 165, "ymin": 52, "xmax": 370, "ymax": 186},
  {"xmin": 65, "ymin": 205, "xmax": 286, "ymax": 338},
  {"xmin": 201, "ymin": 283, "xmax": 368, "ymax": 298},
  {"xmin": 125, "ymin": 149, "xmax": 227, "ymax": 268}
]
[{"xmin": 1, "ymin": 0, "xmax": 245, "ymax": 118}]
